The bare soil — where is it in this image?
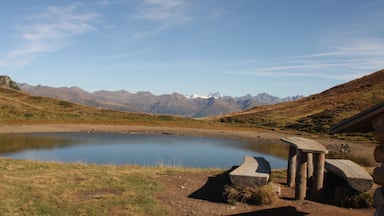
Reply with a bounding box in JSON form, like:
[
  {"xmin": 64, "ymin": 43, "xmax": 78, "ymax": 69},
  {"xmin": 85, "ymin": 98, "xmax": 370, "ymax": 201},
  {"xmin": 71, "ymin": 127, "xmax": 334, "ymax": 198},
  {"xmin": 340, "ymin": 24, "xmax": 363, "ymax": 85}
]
[
  {"xmin": 156, "ymin": 170, "xmax": 374, "ymax": 216},
  {"xmin": 0, "ymin": 124, "xmax": 377, "ymax": 215}
]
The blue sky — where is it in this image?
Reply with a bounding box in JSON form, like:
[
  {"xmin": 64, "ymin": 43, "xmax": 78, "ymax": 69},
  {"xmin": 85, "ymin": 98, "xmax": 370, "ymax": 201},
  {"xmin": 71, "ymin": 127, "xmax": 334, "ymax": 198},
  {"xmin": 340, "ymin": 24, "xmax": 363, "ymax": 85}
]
[{"xmin": 1, "ymin": 0, "xmax": 383, "ymax": 97}]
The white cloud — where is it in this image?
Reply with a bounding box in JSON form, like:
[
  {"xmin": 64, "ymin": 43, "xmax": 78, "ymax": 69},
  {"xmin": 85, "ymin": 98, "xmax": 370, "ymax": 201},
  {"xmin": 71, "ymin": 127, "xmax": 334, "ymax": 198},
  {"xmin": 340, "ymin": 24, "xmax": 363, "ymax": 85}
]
[
  {"xmin": 98, "ymin": 0, "xmax": 111, "ymax": 7},
  {"xmin": 134, "ymin": 0, "xmax": 185, "ymax": 22},
  {"xmin": 95, "ymin": 49, "xmax": 150, "ymax": 60},
  {"xmin": 297, "ymin": 38, "xmax": 384, "ymax": 59},
  {"xmin": 227, "ymin": 38, "xmax": 384, "ymax": 82},
  {"xmin": 6, "ymin": 3, "xmax": 99, "ymax": 60},
  {"xmin": 131, "ymin": 0, "xmax": 192, "ymax": 38},
  {"xmin": 8, "ymin": 42, "xmax": 54, "ymax": 58},
  {"xmin": 231, "ymin": 3, "xmax": 384, "ymax": 83}
]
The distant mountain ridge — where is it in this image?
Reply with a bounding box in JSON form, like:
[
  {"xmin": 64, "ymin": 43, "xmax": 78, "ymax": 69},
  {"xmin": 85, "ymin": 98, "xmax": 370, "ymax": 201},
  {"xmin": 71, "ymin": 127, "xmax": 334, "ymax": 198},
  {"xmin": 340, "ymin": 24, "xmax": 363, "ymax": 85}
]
[
  {"xmin": 184, "ymin": 92, "xmax": 224, "ymax": 99},
  {"xmin": 18, "ymin": 83, "xmax": 302, "ymax": 117}
]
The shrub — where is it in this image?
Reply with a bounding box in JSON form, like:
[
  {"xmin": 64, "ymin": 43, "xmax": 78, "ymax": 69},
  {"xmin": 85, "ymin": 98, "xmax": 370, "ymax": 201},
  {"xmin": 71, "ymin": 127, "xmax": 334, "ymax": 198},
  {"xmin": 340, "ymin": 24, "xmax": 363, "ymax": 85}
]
[
  {"xmin": 24, "ymin": 112, "xmax": 34, "ymax": 118},
  {"xmin": 223, "ymin": 182, "xmax": 278, "ymax": 205},
  {"xmin": 336, "ymin": 192, "xmax": 372, "ymax": 208},
  {"xmin": 58, "ymin": 101, "xmax": 72, "ymax": 108}
]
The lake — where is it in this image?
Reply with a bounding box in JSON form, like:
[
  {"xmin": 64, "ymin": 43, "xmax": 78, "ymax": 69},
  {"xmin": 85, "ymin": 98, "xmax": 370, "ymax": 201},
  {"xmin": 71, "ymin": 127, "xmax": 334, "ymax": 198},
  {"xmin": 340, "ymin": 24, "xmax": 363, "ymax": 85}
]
[{"xmin": 0, "ymin": 132, "xmax": 288, "ymax": 168}]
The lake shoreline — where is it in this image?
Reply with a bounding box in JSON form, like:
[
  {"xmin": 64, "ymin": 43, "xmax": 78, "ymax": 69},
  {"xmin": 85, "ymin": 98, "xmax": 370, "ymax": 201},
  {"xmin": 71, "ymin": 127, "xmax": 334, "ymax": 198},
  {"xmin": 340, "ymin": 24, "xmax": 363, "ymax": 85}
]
[
  {"xmin": 0, "ymin": 124, "xmax": 287, "ymax": 140},
  {"xmin": 0, "ymin": 130, "xmax": 287, "ymax": 168},
  {"xmin": 0, "ymin": 123, "xmax": 377, "ymax": 166}
]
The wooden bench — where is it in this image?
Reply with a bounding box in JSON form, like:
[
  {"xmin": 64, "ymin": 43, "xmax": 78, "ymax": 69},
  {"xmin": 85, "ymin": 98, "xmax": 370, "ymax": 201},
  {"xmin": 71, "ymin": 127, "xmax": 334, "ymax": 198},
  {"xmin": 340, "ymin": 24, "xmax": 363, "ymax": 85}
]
[
  {"xmin": 229, "ymin": 156, "xmax": 271, "ymax": 187},
  {"xmin": 325, "ymin": 159, "xmax": 373, "ymax": 192},
  {"xmin": 281, "ymin": 136, "xmax": 328, "ymax": 200}
]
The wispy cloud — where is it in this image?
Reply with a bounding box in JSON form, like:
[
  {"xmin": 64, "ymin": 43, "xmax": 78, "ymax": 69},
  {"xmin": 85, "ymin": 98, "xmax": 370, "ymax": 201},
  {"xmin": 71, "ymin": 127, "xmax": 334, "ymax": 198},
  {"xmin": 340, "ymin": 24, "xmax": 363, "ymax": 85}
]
[
  {"xmin": 94, "ymin": 49, "xmax": 150, "ymax": 60},
  {"xmin": 131, "ymin": 0, "xmax": 192, "ymax": 38},
  {"xmin": 5, "ymin": 3, "xmax": 99, "ymax": 63},
  {"xmin": 134, "ymin": 0, "xmax": 184, "ymax": 21},
  {"xmin": 227, "ymin": 38, "xmax": 384, "ymax": 81},
  {"xmin": 295, "ymin": 38, "xmax": 384, "ymax": 59},
  {"xmin": 98, "ymin": 0, "xmax": 111, "ymax": 7}
]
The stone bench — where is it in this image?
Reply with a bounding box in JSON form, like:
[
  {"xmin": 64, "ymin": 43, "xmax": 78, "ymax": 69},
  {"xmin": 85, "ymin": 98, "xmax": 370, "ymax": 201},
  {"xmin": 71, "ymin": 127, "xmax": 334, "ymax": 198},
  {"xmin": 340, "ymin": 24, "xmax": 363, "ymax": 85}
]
[
  {"xmin": 229, "ymin": 156, "xmax": 271, "ymax": 187},
  {"xmin": 325, "ymin": 159, "xmax": 373, "ymax": 192}
]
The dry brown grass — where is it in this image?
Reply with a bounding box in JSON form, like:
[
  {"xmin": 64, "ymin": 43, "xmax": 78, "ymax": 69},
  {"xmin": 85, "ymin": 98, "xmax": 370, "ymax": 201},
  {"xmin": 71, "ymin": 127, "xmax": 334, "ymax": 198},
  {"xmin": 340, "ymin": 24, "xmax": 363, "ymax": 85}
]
[
  {"xmin": 0, "ymin": 158, "xmax": 167, "ymax": 215},
  {"xmin": 216, "ymin": 69, "xmax": 384, "ymax": 134},
  {"xmin": 0, "ymin": 87, "xmax": 214, "ymax": 129},
  {"xmin": 224, "ymin": 182, "xmax": 279, "ymax": 205}
]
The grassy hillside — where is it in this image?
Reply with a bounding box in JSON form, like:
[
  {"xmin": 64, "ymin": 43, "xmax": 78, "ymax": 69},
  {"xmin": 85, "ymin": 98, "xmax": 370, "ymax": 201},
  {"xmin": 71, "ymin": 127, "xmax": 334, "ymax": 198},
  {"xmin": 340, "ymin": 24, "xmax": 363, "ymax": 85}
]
[
  {"xmin": 217, "ymin": 69, "xmax": 384, "ymax": 133},
  {"xmin": 0, "ymin": 86, "xmax": 197, "ymax": 126}
]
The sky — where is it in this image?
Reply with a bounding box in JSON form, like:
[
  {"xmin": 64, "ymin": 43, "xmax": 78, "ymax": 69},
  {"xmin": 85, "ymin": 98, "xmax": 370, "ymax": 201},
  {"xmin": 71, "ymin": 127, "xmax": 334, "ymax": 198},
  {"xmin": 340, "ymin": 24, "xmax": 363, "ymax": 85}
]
[{"xmin": 0, "ymin": 0, "xmax": 384, "ymax": 97}]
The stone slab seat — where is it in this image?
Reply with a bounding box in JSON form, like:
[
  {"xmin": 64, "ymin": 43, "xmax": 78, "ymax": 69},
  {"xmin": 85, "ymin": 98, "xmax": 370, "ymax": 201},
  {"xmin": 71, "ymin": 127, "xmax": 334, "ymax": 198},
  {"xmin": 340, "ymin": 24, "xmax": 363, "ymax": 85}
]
[
  {"xmin": 281, "ymin": 136, "xmax": 328, "ymax": 154},
  {"xmin": 325, "ymin": 159, "xmax": 373, "ymax": 192},
  {"xmin": 229, "ymin": 156, "xmax": 271, "ymax": 187}
]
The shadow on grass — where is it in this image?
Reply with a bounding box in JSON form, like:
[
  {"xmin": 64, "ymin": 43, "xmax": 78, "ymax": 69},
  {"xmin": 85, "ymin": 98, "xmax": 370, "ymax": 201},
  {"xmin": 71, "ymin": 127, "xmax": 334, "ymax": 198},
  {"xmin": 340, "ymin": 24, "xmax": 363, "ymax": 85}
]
[
  {"xmin": 228, "ymin": 206, "xmax": 309, "ymax": 216},
  {"xmin": 188, "ymin": 167, "xmax": 235, "ymax": 203}
]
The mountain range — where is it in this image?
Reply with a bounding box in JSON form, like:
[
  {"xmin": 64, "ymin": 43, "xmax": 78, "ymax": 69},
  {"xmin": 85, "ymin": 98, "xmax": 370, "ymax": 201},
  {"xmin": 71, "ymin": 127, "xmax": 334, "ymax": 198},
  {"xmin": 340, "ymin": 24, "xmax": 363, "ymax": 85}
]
[
  {"xmin": 18, "ymin": 83, "xmax": 302, "ymax": 117},
  {"xmin": 1, "ymin": 68, "xmax": 383, "ymax": 135}
]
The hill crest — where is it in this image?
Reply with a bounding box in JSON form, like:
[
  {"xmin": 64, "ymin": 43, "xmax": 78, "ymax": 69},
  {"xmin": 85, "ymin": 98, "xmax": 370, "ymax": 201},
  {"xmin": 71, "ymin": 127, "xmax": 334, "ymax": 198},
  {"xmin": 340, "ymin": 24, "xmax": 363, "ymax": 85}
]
[{"xmin": 218, "ymin": 69, "xmax": 384, "ymax": 133}]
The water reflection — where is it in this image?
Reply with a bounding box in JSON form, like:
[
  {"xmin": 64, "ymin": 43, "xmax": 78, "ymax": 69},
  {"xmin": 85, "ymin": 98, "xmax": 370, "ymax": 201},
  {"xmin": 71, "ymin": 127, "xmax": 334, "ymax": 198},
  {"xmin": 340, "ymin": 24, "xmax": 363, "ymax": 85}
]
[
  {"xmin": 242, "ymin": 138, "xmax": 289, "ymax": 160},
  {"xmin": 0, "ymin": 133, "xmax": 288, "ymax": 168},
  {"xmin": 0, "ymin": 133, "xmax": 75, "ymax": 154}
]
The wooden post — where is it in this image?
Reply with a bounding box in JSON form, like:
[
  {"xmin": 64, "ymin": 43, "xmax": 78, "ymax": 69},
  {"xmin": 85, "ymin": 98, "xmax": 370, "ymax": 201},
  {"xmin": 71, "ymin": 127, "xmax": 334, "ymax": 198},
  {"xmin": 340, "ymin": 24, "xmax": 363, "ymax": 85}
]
[
  {"xmin": 287, "ymin": 145, "xmax": 297, "ymax": 187},
  {"xmin": 307, "ymin": 152, "xmax": 314, "ymax": 180},
  {"xmin": 373, "ymin": 115, "xmax": 384, "ymax": 216},
  {"xmin": 295, "ymin": 150, "xmax": 308, "ymax": 200},
  {"xmin": 306, "ymin": 153, "xmax": 314, "ymax": 198},
  {"xmin": 311, "ymin": 153, "xmax": 325, "ymax": 201},
  {"xmin": 282, "ymin": 137, "xmax": 328, "ymax": 201}
]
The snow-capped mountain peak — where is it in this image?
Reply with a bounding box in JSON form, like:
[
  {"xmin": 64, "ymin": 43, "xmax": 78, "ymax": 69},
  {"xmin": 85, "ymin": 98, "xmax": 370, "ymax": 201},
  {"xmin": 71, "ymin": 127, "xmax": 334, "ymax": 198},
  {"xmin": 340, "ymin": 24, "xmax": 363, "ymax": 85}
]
[{"xmin": 184, "ymin": 92, "xmax": 224, "ymax": 99}]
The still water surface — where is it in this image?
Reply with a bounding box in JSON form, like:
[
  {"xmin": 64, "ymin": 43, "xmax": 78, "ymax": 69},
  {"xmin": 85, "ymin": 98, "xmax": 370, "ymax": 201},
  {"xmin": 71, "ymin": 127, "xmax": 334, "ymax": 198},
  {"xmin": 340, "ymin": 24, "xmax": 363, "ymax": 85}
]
[{"xmin": 0, "ymin": 133, "xmax": 288, "ymax": 168}]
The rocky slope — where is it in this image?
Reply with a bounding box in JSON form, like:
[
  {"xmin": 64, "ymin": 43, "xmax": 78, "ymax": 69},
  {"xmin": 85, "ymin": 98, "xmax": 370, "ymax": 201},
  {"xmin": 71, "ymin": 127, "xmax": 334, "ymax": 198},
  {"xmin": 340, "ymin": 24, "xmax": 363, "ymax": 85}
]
[{"xmin": 0, "ymin": 75, "xmax": 20, "ymax": 91}]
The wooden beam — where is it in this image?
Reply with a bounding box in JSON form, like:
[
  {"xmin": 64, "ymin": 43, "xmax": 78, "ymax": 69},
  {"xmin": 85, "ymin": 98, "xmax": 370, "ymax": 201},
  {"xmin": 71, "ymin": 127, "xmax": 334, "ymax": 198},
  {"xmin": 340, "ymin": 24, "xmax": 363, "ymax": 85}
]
[
  {"xmin": 373, "ymin": 114, "xmax": 384, "ymax": 132},
  {"xmin": 373, "ymin": 115, "xmax": 384, "ymax": 143},
  {"xmin": 375, "ymin": 145, "xmax": 384, "ymax": 163},
  {"xmin": 330, "ymin": 101, "xmax": 384, "ymax": 133}
]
